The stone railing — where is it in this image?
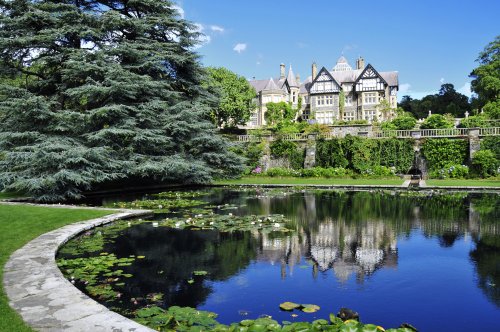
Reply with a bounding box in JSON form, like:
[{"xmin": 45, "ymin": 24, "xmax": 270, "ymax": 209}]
[{"xmin": 236, "ymin": 127, "xmax": 500, "ymax": 142}]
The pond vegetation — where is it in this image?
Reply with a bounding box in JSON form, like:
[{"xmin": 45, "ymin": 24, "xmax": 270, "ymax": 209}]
[{"xmin": 57, "ymin": 188, "xmax": 499, "ymax": 332}]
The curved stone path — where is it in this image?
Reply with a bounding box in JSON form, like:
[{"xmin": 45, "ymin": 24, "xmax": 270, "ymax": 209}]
[{"xmin": 3, "ymin": 204, "xmax": 155, "ymax": 331}]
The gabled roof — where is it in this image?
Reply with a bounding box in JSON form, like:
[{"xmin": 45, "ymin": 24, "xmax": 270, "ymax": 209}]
[
  {"xmin": 249, "ymin": 77, "xmax": 288, "ymax": 93},
  {"xmin": 354, "ymin": 64, "xmax": 388, "ymax": 86},
  {"xmin": 286, "ymin": 65, "xmax": 299, "ymax": 87},
  {"xmin": 263, "ymin": 77, "xmax": 279, "ymax": 90},
  {"xmin": 311, "ymin": 66, "xmax": 341, "ymax": 88}
]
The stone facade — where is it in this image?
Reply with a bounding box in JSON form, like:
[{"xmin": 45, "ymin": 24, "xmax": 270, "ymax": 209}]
[{"xmin": 247, "ymin": 56, "xmax": 399, "ymax": 127}]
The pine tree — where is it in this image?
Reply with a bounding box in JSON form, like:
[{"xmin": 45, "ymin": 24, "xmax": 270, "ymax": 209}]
[{"xmin": 0, "ymin": 0, "xmax": 243, "ymax": 201}]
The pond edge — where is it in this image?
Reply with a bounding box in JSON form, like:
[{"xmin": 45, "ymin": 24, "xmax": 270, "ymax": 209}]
[{"xmin": 2, "ymin": 202, "xmax": 155, "ymax": 332}]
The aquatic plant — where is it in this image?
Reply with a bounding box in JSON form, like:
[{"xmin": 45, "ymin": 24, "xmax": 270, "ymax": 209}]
[
  {"xmin": 161, "ymin": 214, "xmax": 292, "ymax": 233},
  {"xmin": 111, "ymin": 198, "xmax": 205, "ymax": 213}
]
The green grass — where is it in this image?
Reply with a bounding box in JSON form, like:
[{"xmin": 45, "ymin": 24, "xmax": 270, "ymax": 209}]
[
  {"xmin": 425, "ymin": 179, "xmax": 500, "ymax": 187},
  {"xmin": 215, "ymin": 176, "xmax": 404, "ymax": 186},
  {"xmin": 0, "ymin": 205, "xmax": 113, "ymax": 332},
  {"xmin": 0, "ymin": 192, "xmax": 25, "ymax": 199}
]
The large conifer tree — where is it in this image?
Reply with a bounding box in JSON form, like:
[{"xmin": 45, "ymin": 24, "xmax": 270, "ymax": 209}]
[{"xmin": 0, "ymin": 0, "xmax": 243, "ymax": 201}]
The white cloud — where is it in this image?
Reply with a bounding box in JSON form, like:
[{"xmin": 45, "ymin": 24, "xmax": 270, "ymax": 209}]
[
  {"xmin": 210, "ymin": 25, "xmax": 225, "ymax": 33},
  {"xmin": 397, "ymin": 83, "xmax": 437, "ymax": 101},
  {"xmin": 440, "ymin": 77, "xmax": 445, "ymax": 84},
  {"xmin": 256, "ymin": 61, "xmax": 261, "ymax": 65},
  {"xmin": 457, "ymin": 82, "xmax": 472, "ymax": 97},
  {"xmin": 172, "ymin": 5, "xmax": 185, "ymax": 19},
  {"xmin": 233, "ymin": 43, "xmax": 247, "ymax": 54}
]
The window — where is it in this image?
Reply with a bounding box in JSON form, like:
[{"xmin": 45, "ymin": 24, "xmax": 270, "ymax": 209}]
[
  {"xmin": 343, "ymin": 111, "xmax": 355, "ymax": 121},
  {"xmin": 292, "ymin": 92, "xmax": 296, "ymax": 103},
  {"xmin": 364, "ymin": 110, "xmax": 377, "ymax": 122},
  {"xmin": 316, "ymin": 95, "xmax": 334, "ymax": 107},
  {"xmin": 364, "ymin": 79, "xmax": 376, "ymax": 89},
  {"xmin": 345, "ymin": 94, "xmax": 353, "ymax": 106},
  {"xmin": 364, "ymin": 92, "xmax": 377, "ymax": 104}
]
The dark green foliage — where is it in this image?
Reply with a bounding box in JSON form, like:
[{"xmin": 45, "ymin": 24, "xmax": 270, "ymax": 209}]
[
  {"xmin": 265, "ymin": 102, "xmax": 296, "ymax": 126},
  {"xmin": 422, "ymin": 139, "xmax": 468, "ymax": 170},
  {"xmin": 481, "ymin": 136, "xmax": 500, "ymax": 160},
  {"xmin": 399, "ymin": 83, "xmax": 471, "ymax": 119},
  {"xmin": 472, "ymin": 150, "xmax": 498, "ymax": 178},
  {"xmin": 420, "ymin": 114, "xmax": 454, "ymax": 129},
  {"xmin": 317, "ymin": 137, "xmax": 414, "ymax": 174},
  {"xmin": 316, "ymin": 139, "xmax": 349, "ymax": 168},
  {"xmin": 269, "ymin": 140, "xmax": 304, "ymax": 169},
  {"xmin": 470, "ymin": 35, "xmax": 500, "ymax": 118},
  {"xmin": 0, "ymin": 0, "xmax": 243, "ymax": 201}
]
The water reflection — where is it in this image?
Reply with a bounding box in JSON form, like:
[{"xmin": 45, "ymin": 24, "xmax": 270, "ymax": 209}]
[{"xmin": 74, "ymin": 189, "xmax": 499, "ymax": 329}]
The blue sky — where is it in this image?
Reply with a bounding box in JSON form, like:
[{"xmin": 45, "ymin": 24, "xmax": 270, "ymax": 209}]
[{"xmin": 178, "ymin": 0, "xmax": 499, "ymax": 100}]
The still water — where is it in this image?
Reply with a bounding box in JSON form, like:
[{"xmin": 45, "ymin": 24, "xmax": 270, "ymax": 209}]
[{"xmin": 62, "ymin": 189, "xmax": 500, "ymax": 331}]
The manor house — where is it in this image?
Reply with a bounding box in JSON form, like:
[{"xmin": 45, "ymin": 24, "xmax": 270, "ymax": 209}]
[{"xmin": 247, "ymin": 56, "xmax": 399, "ymax": 127}]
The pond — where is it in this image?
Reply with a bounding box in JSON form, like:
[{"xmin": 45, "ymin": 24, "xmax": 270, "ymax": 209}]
[{"xmin": 58, "ymin": 188, "xmax": 499, "ymax": 331}]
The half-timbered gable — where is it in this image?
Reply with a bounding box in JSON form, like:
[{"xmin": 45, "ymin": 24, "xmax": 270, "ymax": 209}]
[
  {"xmin": 245, "ymin": 57, "xmax": 399, "ymax": 128},
  {"xmin": 354, "ymin": 64, "xmax": 388, "ymax": 92},
  {"xmin": 310, "ymin": 67, "xmax": 341, "ymax": 94}
]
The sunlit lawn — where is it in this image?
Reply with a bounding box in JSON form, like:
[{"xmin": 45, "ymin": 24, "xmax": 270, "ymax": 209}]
[
  {"xmin": 426, "ymin": 179, "xmax": 500, "ymax": 187},
  {"xmin": 215, "ymin": 176, "xmax": 404, "ymax": 186},
  {"xmin": 0, "ymin": 204, "xmax": 113, "ymax": 332}
]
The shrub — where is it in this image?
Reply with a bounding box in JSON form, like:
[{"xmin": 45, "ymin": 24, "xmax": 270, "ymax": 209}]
[
  {"xmin": 420, "ymin": 114, "xmax": 454, "ymax": 129},
  {"xmin": 458, "ymin": 115, "xmax": 488, "ymax": 128},
  {"xmin": 392, "ymin": 116, "xmax": 417, "ymax": 130},
  {"xmin": 360, "ymin": 166, "xmax": 395, "ymax": 177},
  {"xmin": 472, "ymin": 150, "xmax": 498, "ymax": 178},
  {"xmin": 300, "ymin": 167, "xmax": 351, "ymax": 178},
  {"xmin": 430, "ymin": 164, "xmax": 469, "ymax": 179},
  {"xmin": 265, "ymin": 167, "xmax": 300, "ymax": 177}
]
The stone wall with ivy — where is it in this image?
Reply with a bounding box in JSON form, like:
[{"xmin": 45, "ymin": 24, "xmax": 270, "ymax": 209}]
[
  {"xmin": 316, "ymin": 137, "xmax": 415, "ymax": 174},
  {"xmin": 421, "ymin": 138, "xmax": 469, "ymax": 171}
]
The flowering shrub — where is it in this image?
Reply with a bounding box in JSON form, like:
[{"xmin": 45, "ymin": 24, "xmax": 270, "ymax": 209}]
[
  {"xmin": 361, "ymin": 166, "xmax": 395, "ymax": 177},
  {"xmin": 300, "ymin": 167, "xmax": 352, "ymax": 178},
  {"xmin": 251, "ymin": 166, "xmax": 262, "ymax": 174},
  {"xmin": 430, "ymin": 164, "xmax": 469, "ymax": 179}
]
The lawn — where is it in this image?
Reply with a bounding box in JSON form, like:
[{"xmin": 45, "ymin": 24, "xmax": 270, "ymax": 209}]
[
  {"xmin": 0, "ymin": 204, "xmax": 113, "ymax": 332},
  {"xmin": 0, "ymin": 192, "xmax": 24, "ymax": 200},
  {"xmin": 425, "ymin": 179, "xmax": 500, "ymax": 187},
  {"xmin": 215, "ymin": 176, "xmax": 405, "ymax": 186}
]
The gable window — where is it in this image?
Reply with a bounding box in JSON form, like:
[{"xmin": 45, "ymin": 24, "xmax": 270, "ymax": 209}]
[{"xmin": 364, "ymin": 92, "xmax": 377, "ymax": 104}]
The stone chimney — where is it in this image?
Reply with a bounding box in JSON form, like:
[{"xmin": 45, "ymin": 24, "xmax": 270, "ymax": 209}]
[
  {"xmin": 356, "ymin": 56, "xmax": 365, "ymax": 70},
  {"xmin": 280, "ymin": 63, "xmax": 285, "ymax": 79},
  {"xmin": 312, "ymin": 62, "xmax": 317, "ymax": 79}
]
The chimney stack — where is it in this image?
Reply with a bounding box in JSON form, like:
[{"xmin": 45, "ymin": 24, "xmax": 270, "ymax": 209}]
[
  {"xmin": 280, "ymin": 63, "xmax": 285, "ymax": 79},
  {"xmin": 312, "ymin": 62, "xmax": 317, "ymax": 79},
  {"xmin": 356, "ymin": 56, "xmax": 365, "ymax": 70}
]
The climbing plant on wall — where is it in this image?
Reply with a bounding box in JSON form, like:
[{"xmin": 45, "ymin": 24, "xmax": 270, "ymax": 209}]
[
  {"xmin": 269, "ymin": 140, "xmax": 304, "ymax": 170},
  {"xmin": 422, "ymin": 139, "xmax": 468, "ymax": 170}
]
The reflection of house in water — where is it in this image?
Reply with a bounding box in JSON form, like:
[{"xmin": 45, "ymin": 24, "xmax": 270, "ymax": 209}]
[
  {"xmin": 310, "ymin": 219, "xmax": 398, "ymax": 282},
  {"xmin": 255, "ymin": 219, "xmax": 398, "ymax": 283}
]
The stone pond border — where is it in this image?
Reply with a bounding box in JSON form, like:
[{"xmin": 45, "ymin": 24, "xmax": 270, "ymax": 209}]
[{"xmin": 2, "ymin": 202, "xmax": 155, "ymax": 332}]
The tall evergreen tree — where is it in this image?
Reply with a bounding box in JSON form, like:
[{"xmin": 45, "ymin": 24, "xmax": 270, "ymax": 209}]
[{"xmin": 0, "ymin": 0, "xmax": 243, "ymax": 201}]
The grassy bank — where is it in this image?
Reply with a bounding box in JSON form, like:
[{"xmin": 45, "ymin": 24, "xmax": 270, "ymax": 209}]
[
  {"xmin": 215, "ymin": 176, "xmax": 404, "ymax": 186},
  {"xmin": 425, "ymin": 179, "xmax": 500, "ymax": 187},
  {"xmin": 0, "ymin": 192, "xmax": 24, "ymax": 200},
  {"xmin": 0, "ymin": 204, "xmax": 113, "ymax": 332}
]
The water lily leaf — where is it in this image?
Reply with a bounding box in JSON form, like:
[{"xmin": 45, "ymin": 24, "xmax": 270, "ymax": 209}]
[
  {"xmin": 301, "ymin": 304, "xmax": 320, "ymax": 313},
  {"xmin": 279, "ymin": 302, "xmax": 301, "ymax": 311},
  {"xmin": 362, "ymin": 324, "xmax": 381, "ymax": 332},
  {"xmin": 193, "ymin": 270, "xmax": 208, "ymax": 276},
  {"xmin": 187, "ymin": 279, "xmax": 194, "ymax": 284},
  {"xmin": 240, "ymin": 319, "xmax": 254, "ymax": 327},
  {"xmin": 137, "ymin": 255, "xmax": 145, "ymax": 259}
]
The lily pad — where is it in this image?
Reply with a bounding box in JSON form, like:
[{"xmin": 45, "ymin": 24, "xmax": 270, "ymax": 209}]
[
  {"xmin": 193, "ymin": 270, "xmax": 208, "ymax": 276},
  {"xmin": 301, "ymin": 304, "xmax": 320, "ymax": 313},
  {"xmin": 279, "ymin": 302, "xmax": 301, "ymax": 311}
]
